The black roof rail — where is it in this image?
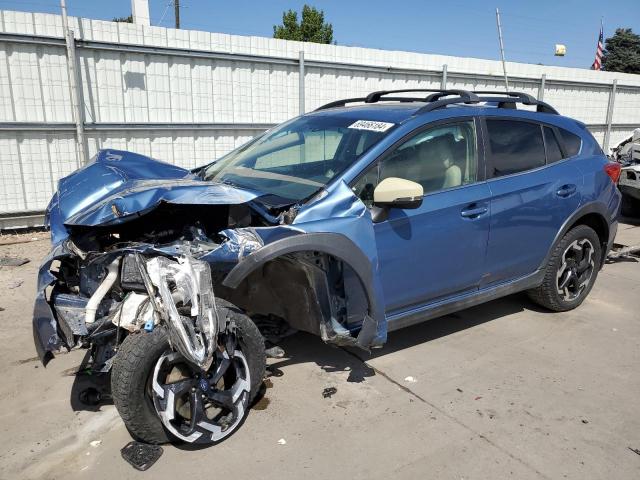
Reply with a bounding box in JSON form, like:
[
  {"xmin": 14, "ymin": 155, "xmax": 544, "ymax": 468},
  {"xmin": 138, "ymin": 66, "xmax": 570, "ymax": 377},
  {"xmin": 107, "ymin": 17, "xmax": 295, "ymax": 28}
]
[
  {"xmin": 364, "ymin": 88, "xmax": 478, "ymax": 104},
  {"xmin": 416, "ymin": 94, "xmax": 559, "ymax": 115},
  {"xmin": 470, "ymin": 91, "xmax": 558, "ymax": 114},
  {"xmin": 315, "ymin": 88, "xmax": 559, "ymax": 115},
  {"xmin": 316, "ymin": 88, "xmax": 478, "ymax": 111},
  {"xmin": 472, "ymin": 90, "xmax": 537, "ymax": 104},
  {"xmin": 315, "ymin": 97, "xmax": 368, "ymax": 110}
]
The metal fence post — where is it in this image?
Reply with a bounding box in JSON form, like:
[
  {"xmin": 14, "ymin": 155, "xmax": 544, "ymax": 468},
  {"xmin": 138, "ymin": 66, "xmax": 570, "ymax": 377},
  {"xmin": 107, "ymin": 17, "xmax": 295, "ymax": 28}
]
[
  {"xmin": 538, "ymin": 74, "xmax": 546, "ymax": 101},
  {"xmin": 298, "ymin": 50, "xmax": 305, "ymax": 115},
  {"xmin": 603, "ymin": 79, "xmax": 617, "ymax": 152},
  {"xmin": 441, "ymin": 64, "xmax": 448, "ymax": 90},
  {"xmin": 61, "ymin": 0, "xmax": 88, "ymax": 164}
]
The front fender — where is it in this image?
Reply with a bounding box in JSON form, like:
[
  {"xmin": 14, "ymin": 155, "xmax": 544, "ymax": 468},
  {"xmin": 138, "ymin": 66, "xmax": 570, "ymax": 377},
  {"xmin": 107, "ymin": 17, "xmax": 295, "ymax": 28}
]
[{"xmin": 223, "ymin": 181, "xmax": 386, "ymax": 347}]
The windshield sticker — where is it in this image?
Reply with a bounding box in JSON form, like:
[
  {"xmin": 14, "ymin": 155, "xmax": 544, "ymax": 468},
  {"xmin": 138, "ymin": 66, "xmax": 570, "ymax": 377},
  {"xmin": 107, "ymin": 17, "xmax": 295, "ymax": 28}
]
[{"xmin": 348, "ymin": 120, "xmax": 395, "ymax": 132}]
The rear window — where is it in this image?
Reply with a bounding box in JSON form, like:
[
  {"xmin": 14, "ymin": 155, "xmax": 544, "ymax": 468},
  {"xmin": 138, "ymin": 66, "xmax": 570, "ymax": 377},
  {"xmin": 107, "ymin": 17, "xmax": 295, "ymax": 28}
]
[
  {"xmin": 543, "ymin": 126, "xmax": 563, "ymax": 163},
  {"xmin": 557, "ymin": 128, "xmax": 582, "ymax": 157},
  {"xmin": 486, "ymin": 120, "xmax": 545, "ymax": 177}
]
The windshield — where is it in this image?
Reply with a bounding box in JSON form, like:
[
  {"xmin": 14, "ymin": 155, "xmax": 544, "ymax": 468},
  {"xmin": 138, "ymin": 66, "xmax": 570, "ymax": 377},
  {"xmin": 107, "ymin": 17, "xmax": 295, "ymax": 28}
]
[{"xmin": 202, "ymin": 115, "xmax": 394, "ymax": 203}]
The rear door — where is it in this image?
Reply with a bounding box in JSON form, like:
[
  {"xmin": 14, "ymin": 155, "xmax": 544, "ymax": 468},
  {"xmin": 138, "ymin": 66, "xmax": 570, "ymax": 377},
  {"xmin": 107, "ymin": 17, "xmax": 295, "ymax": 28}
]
[{"xmin": 481, "ymin": 117, "xmax": 583, "ymax": 287}]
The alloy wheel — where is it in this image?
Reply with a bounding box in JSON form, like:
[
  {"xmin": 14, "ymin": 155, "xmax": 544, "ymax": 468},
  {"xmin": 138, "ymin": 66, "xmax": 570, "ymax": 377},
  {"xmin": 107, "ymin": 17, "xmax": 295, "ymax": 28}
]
[
  {"xmin": 556, "ymin": 238, "xmax": 595, "ymax": 302},
  {"xmin": 150, "ymin": 345, "xmax": 250, "ymax": 444}
]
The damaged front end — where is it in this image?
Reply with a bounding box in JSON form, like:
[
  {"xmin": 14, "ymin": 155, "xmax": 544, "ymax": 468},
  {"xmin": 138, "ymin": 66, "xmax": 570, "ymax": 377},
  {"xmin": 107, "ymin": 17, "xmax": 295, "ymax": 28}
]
[
  {"xmin": 34, "ymin": 225, "xmax": 263, "ymax": 370},
  {"xmin": 35, "ymin": 150, "xmax": 386, "ymax": 369},
  {"xmin": 33, "ymin": 148, "xmax": 387, "ymax": 444}
]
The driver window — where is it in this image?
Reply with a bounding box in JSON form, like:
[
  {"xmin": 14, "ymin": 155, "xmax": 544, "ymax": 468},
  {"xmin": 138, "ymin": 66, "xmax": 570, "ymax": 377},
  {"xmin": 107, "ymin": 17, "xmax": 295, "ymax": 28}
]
[{"xmin": 353, "ymin": 120, "xmax": 478, "ymax": 205}]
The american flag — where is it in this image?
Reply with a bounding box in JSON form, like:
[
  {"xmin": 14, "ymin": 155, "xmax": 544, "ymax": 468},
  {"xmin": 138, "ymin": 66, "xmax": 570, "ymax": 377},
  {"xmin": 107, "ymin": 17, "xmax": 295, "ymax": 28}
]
[{"xmin": 591, "ymin": 25, "xmax": 604, "ymax": 71}]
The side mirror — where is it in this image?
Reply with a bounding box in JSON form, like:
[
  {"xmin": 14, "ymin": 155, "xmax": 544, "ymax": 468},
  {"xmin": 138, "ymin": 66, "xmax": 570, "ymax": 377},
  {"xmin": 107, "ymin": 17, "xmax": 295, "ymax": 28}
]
[
  {"xmin": 373, "ymin": 177, "xmax": 423, "ymax": 209},
  {"xmin": 371, "ymin": 177, "xmax": 423, "ymax": 223}
]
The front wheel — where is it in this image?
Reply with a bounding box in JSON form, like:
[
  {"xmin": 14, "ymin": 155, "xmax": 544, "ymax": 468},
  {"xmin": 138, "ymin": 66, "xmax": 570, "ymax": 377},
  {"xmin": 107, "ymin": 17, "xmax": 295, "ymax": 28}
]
[
  {"xmin": 527, "ymin": 225, "xmax": 602, "ymax": 312},
  {"xmin": 111, "ymin": 299, "xmax": 265, "ymax": 445}
]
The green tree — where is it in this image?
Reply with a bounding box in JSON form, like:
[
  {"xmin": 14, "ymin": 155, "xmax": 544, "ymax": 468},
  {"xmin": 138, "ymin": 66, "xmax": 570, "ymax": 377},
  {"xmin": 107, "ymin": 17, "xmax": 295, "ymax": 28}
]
[
  {"xmin": 112, "ymin": 15, "xmax": 133, "ymax": 23},
  {"xmin": 273, "ymin": 5, "xmax": 334, "ymax": 44},
  {"xmin": 602, "ymin": 28, "xmax": 640, "ymax": 74}
]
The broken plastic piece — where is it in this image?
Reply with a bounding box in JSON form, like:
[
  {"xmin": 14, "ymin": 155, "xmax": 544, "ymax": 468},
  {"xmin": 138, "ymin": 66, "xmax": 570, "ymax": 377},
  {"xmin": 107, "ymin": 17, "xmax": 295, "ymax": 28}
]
[
  {"xmin": 120, "ymin": 441, "xmax": 163, "ymax": 471},
  {"xmin": 144, "ymin": 319, "xmax": 154, "ymax": 332}
]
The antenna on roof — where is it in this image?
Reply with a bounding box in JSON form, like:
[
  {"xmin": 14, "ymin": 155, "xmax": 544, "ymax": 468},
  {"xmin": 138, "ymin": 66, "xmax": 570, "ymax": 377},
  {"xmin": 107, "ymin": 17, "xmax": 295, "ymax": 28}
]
[{"xmin": 495, "ymin": 8, "xmax": 509, "ymax": 92}]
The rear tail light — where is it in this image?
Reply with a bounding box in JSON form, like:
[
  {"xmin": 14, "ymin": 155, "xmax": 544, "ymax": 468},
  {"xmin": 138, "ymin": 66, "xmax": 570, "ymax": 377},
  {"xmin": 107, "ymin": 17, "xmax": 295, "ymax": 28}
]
[{"xmin": 604, "ymin": 162, "xmax": 622, "ymax": 183}]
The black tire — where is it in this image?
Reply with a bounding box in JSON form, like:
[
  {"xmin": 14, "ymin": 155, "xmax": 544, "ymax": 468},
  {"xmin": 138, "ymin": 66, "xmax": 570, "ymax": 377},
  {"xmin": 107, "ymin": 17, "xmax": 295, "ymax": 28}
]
[
  {"xmin": 111, "ymin": 299, "xmax": 265, "ymax": 444},
  {"xmin": 527, "ymin": 225, "xmax": 602, "ymax": 312}
]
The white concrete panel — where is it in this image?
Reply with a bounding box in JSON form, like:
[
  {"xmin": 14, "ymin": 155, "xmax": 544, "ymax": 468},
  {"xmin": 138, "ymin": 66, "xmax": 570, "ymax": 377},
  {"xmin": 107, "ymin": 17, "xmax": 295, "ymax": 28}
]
[
  {"xmin": 146, "ymin": 56, "xmax": 171, "ymax": 122},
  {"xmin": 0, "ymin": 48, "xmax": 15, "ymax": 121},
  {"xmin": 18, "ymin": 135, "xmax": 56, "ymax": 209},
  {"xmin": 212, "ymin": 60, "xmax": 234, "ymax": 122},
  {"xmin": 33, "ymin": 13, "xmax": 63, "ymax": 37},
  {"xmin": 0, "ymin": 133, "xmax": 25, "ymax": 212},
  {"xmin": 191, "ymin": 59, "xmax": 214, "ymax": 123},
  {"xmin": 168, "ymin": 58, "xmax": 193, "ymax": 123},
  {"xmin": 48, "ymin": 133, "xmax": 80, "ymax": 180},
  {"xmin": 612, "ymin": 89, "xmax": 640, "ymax": 125},
  {"xmin": 2, "ymin": 10, "xmax": 35, "ymax": 35},
  {"xmin": 122, "ymin": 53, "xmax": 149, "ymax": 123},
  {"xmin": 172, "ymin": 133, "xmax": 196, "ymax": 168},
  {"xmin": 94, "ymin": 51, "xmax": 125, "ymax": 123},
  {"xmin": 231, "ymin": 63, "xmax": 253, "ymax": 123},
  {"xmin": 40, "ymin": 47, "xmax": 73, "ymax": 122},
  {"xmin": 8, "ymin": 44, "xmax": 44, "ymax": 122}
]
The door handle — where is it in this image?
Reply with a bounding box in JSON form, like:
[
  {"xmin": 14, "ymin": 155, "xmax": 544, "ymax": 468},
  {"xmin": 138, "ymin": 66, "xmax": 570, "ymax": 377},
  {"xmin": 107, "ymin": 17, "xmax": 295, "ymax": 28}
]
[
  {"xmin": 460, "ymin": 204, "xmax": 488, "ymax": 219},
  {"xmin": 556, "ymin": 184, "xmax": 577, "ymax": 197}
]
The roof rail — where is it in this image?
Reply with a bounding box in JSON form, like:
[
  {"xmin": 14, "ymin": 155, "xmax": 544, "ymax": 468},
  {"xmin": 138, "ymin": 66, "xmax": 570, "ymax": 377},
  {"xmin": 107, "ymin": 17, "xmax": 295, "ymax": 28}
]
[
  {"xmin": 415, "ymin": 92, "xmax": 559, "ymax": 115},
  {"xmin": 363, "ymin": 88, "xmax": 478, "ymax": 104},
  {"xmin": 315, "ymin": 88, "xmax": 559, "ymax": 115},
  {"xmin": 315, "ymin": 89, "xmax": 478, "ymax": 111},
  {"xmin": 471, "ymin": 91, "xmax": 558, "ymax": 114}
]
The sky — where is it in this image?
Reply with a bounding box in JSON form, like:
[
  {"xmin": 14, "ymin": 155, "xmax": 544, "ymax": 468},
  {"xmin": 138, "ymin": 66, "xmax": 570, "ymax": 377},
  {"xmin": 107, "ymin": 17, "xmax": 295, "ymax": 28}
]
[{"xmin": 0, "ymin": 0, "xmax": 638, "ymax": 68}]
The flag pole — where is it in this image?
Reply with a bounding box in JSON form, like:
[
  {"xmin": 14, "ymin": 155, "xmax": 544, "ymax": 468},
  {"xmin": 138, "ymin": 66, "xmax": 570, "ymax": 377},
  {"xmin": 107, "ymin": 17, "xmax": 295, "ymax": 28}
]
[{"xmin": 495, "ymin": 8, "xmax": 509, "ymax": 92}]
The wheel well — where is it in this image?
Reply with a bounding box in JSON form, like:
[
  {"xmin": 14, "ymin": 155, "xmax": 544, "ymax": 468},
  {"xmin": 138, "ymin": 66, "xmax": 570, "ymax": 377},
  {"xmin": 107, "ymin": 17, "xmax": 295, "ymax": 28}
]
[
  {"xmin": 216, "ymin": 251, "xmax": 371, "ymax": 341},
  {"xmin": 567, "ymin": 212, "xmax": 609, "ymax": 261}
]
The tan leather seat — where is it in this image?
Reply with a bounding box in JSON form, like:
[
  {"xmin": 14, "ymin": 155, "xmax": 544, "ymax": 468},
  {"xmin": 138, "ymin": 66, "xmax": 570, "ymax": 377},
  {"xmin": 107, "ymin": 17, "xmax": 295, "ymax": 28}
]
[{"xmin": 381, "ymin": 133, "xmax": 463, "ymax": 193}]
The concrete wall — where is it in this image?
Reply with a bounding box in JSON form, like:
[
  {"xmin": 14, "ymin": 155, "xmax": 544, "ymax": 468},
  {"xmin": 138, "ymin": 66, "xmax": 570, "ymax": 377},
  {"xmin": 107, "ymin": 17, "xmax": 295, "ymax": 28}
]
[{"xmin": 1, "ymin": 10, "xmax": 639, "ymax": 224}]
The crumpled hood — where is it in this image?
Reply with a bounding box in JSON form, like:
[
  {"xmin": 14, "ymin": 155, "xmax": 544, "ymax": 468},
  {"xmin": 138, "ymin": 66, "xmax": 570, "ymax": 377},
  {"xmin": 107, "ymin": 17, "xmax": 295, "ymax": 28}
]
[{"xmin": 47, "ymin": 149, "xmax": 260, "ymax": 243}]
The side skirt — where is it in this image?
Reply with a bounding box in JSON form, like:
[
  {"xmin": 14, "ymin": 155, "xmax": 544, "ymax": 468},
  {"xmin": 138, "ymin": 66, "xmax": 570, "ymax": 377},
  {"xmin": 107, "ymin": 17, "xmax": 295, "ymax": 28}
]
[{"xmin": 386, "ymin": 269, "xmax": 545, "ymax": 332}]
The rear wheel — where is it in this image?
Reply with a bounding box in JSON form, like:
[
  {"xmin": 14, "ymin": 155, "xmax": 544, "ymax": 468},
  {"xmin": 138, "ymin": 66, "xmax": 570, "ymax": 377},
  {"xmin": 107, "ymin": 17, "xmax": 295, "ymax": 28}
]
[
  {"xmin": 527, "ymin": 225, "xmax": 601, "ymax": 312},
  {"xmin": 111, "ymin": 299, "xmax": 265, "ymax": 445}
]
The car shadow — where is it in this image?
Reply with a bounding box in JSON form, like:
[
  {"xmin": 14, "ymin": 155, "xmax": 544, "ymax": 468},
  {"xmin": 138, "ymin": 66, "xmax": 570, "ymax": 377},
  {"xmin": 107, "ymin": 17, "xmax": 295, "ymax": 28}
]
[
  {"xmin": 271, "ymin": 291, "xmax": 536, "ymax": 373},
  {"xmin": 76, "ymin": 291, "xmax": 542, "ymax": 449},
  {"xmin": 619, "ymin": 215, "xmax": 640, "ymax": 226}
]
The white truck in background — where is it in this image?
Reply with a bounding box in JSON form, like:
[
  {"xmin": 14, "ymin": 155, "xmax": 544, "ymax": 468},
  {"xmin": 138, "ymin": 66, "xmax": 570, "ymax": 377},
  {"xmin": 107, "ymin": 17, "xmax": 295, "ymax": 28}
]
[{"xmin": 611, "ymin": 128, "xmax": 640, "ymax": 217}]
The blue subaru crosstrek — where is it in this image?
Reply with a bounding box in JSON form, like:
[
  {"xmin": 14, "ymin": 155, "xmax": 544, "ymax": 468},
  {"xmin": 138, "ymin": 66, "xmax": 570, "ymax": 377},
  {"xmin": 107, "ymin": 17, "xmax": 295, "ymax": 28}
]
[{"xmin": 33, "ymin": 89, "xmax": 621, "ymax": 445}]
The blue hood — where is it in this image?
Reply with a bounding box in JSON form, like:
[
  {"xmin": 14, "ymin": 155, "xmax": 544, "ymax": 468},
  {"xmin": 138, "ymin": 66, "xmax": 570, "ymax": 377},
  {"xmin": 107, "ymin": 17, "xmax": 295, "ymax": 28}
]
[{"xmin": 47, "ymin": 150, "xmax": 261, "ymax": 243}]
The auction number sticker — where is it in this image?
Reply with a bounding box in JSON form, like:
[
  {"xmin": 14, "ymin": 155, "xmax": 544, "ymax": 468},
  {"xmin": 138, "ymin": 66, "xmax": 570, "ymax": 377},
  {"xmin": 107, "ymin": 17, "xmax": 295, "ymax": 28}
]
[{"xmin": 348, "ymin": 120, "xmax": 395, "ymax": 132}]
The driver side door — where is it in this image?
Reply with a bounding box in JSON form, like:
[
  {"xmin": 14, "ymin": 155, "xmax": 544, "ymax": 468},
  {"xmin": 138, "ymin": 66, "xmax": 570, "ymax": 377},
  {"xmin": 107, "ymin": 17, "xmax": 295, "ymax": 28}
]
[{"xmin": 352, "ymin": 118, "xmax": 492, "ymax": 317}]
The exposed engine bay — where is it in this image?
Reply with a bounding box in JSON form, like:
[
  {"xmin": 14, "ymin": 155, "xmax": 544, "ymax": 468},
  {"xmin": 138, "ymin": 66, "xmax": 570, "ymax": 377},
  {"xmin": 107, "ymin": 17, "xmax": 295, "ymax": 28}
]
[{"xmin": 32, "ymin": 149, "xmax": 386, "ymax": 444}]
